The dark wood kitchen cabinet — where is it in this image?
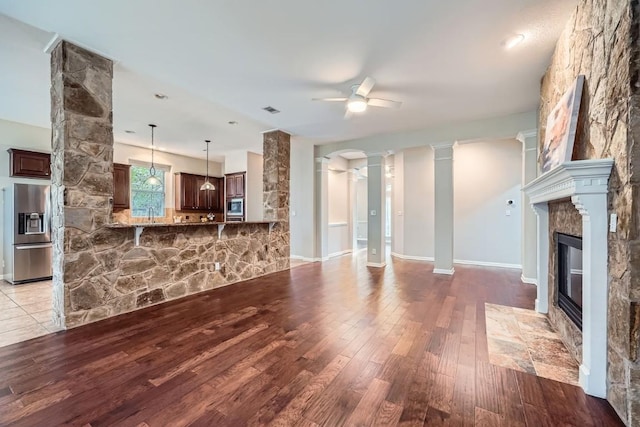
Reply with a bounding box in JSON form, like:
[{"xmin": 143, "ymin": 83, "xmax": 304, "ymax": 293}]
[
  {"xmin": 175, "ymin": 173, "xmax": 223, "ymax": 211},
  {"xmin": 112, "ymin": 163, "xmax": 131, "ymax": 210},
  {"xmin": 8, "ymin": 149, "xmax": 51, "ymax": 178},
  {"xmin": 225, "ymin": 172, "xmax": 245, "ymax": 198}
]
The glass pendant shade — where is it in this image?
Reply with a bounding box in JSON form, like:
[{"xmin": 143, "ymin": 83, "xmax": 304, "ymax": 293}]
[
  {"xmin": 145, "ymin": 124, "xmax": 161, "ymax": 186},
  {"xmin": 200, "ymin": 139, "xmax": 216, "ymax": 191}
]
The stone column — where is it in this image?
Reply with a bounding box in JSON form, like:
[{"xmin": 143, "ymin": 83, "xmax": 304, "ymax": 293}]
[
  {"xmin": 518, "ymin": 130, "xmax": 538, "ymax": 284},
  {"xmin": 314, "ymin": 157, "xmax": 329, "ymax": 260},
  {"xmin": 532, "ymin": 203, "xmax": 549, "ymax": 314},
  {"xmin": 432, "ymin": 142, "xmax": 455, "ymax": 275},
  {"xmin": 366, "ymin": 153, "xmax": 386, "ymax": 267},
  {"xmin": 263, "ymin": 130, "xmax": 290, "ymax": 222},
  {"xmin": 50, "ymin": 41, "xmax": 114, "ymax": 328},
  {"xmin": 263, "ymin": 130, "xmax": 291, "ymax": 271}
]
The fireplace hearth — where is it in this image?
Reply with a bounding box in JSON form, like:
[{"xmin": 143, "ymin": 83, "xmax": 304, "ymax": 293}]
[{"xmin": 556, "ymin": 232, "xmax": 583, "ymax": 330}]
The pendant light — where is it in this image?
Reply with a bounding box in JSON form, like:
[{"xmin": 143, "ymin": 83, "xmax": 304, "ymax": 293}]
[
  {"xmin": 200, "ymin": 139, "xmax": 215, "ymax": 191},
  {"xmin": 145, "ymin": 124, "xmax": 162, "ymax": 186}
]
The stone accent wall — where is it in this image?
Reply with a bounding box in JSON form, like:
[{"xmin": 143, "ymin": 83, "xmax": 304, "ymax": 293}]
[
  {"xmin": 50, "ymin": 41, "xmax": 114, "ymax": 328},
  {"xmin": 63, "ymin": 223, "xmax": 287, "ymax": 327},
  {"xmin": 540, "ymin": 1, "xmax": 639, "ymax": 424},
  {"xmin": 548, "ymin": 200, "xmax": 583, "ymax": 364}
]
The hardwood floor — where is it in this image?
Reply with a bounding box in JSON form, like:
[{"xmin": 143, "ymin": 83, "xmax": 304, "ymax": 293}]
[{"xmin": 0, "ymin": 255, "xmax": 623, "ymax": 426}]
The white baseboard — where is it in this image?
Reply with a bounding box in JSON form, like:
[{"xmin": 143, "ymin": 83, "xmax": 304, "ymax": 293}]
[
  {"xmin": 328, "ymin": 249, "xmax": 352, "ymax": 258},
  {"xmin": 366, "ymin": 262, "xmax": 387, "ymax": 268},
  {"xmin": 453, "ymin": 259, "xmax": 522, "ymax": 270},
  {"xmin": 390, "ymin": 252, "xmax": 435, "ymax": 262},
  {"xmin": 433, "ymin": 267, "xmax": 455, "ymax": 275},
  {"xmin": 521, "ymin": 275, "xmax": 538, "ymax": 285},
  {"xmin": 290, "ymin": 255, "xmax": 326, "ymax": 262}
]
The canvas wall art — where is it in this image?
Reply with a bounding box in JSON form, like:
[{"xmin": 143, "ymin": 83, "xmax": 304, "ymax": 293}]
[{"xmin": 540, "ymin": 75, "xmax": 584, "ymax": 173}]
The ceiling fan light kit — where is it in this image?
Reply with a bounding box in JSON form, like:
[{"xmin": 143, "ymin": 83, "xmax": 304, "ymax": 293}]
[{"xmin": 347, "ymin": 96, "xmax": 368, "ymax": 113}]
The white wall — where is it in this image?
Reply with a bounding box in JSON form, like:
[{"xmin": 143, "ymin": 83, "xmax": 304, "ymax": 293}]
[
  {"xmin": 392, "ymin": 152, "xmax": 404, "ymax": 254},
  {"xmin": 401, "ymin": 146, "xmax": 435, "ymax": 259},
  {"xmin": 246, "ymin": 152, "xmax": 263, "ymax": 221},
  {"xmin": 0, "ymin": 119, "xmax": 51, "ymax": 278},
  {"xmin": 223, "ymin": 150, "xmax": 249, "ymax": 174},
  {"xmin": 290, "ymin": 138, "xmax": 316, "ymax": 259},
  {"xmin": 327, "ymin": 156, "xmax": 351, "ymax": 256},
  {"xmin": 114, "ymin": 142, "xmax": 223, "ymax": 210},
  {"xmin": 453, "ymin": 139, "xmax": 522, "ymax": 267}
]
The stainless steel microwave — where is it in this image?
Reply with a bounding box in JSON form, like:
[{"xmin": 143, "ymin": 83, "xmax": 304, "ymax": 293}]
[{"xmin": 227, "ymin": 198, "xmax": 244, "ymax": 216}]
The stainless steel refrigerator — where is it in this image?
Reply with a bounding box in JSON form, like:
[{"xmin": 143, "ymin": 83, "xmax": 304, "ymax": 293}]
[{"xmin": 3, "ymin": 183, "xmax": 52, "ymax": 284}]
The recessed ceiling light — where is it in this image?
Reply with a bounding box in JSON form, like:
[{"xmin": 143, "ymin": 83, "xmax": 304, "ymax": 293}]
[
  {"xmin": 154, "ymin": 93, "xmax": 168, "ymax": 100},
  {"xmin": 228, "ymin": 120, "xmax": 238, "ymax": 125},
  {"xmin": 124, "ymin": 130, "xmax": 136, "ymax": 134},
  {"xmin": 503, "ymin": 34, "xmax": 525, "ymax": 49}
]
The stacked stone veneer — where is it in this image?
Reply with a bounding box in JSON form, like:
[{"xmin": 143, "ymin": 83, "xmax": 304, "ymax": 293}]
[
  {"xmin": 51, "ymin": 41, "xmax": 290, "ymax": 329},
  {"xmin": 540, "ymin": 1, "xmax": 640, "ymax": 424},
  {"xmin": 547, "ymin": 201, "xmax": 583, "ymax": 364},
  {"xmin": 50, "ymin": 41, "xmax": 115, "ymax": 328},
  {"xmin": 64, "ymin": 223, "xmax": 288, "ymax": 327},
  {"xmin": 263, "ymin": 130, "xmax": 290, "ymax": 222}
]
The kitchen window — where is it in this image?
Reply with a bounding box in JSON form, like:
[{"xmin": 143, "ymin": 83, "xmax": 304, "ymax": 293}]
[{"xmin": 130, "ymin": 164, "xmax": 166, "ymax": 218}]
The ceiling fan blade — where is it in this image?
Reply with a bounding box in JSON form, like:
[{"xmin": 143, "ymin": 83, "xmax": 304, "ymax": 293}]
[
  {"xmin": 344, "ymin": 110, "xmax": 353, "ymax": 120},
  {"xmin": 355, "ymin": 77, "xmax": 376, "ymax": 97},
  {"xmin": 312, "ymin": 97, "xmax": 348, "ymax": 102},
  {"xmin": 367, "ymin": 98, "xmax": 402, "ymax": 109}
]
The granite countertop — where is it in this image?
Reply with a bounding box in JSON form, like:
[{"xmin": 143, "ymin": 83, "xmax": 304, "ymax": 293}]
[{"xmin": 106, "ymin": 220, "xmax": 278, "ymax": 229}]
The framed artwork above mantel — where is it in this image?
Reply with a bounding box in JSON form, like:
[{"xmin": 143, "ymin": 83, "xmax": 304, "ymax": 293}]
[{"xmin": 540, "ymin": 75, "xmax": 585, "ymax": 173}]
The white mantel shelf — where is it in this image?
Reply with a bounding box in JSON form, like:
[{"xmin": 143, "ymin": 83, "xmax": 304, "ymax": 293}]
[
  {"xmin": 523, "ymin": 159, "xmax": 614, "ymax": 204},
  {"xmin": 523, "ymin": 158, "xmax": 613, "ymax": 399}
]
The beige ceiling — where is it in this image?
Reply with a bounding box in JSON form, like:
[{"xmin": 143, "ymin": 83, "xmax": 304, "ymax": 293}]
[{"xmin": 0, "ymin": 0, "xmax": 576, "ymax": 159}]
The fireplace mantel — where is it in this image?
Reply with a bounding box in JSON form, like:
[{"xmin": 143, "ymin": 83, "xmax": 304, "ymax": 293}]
[
  {"xmin": 524, "ymin": 159, "xmax": 614, "ymax": 204},
  {"xmin": 523, "ymin": 158, "xmax": 613, "ymax": 399}
]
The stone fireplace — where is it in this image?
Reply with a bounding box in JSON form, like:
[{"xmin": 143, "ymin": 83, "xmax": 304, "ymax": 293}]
[{"xmin": 523, "ymin": 158, "xmax": 613, "ymax": 398}]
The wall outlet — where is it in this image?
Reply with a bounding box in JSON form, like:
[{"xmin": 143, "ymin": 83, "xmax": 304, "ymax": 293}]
[
  {"xmin": 505, "ymin": 209, "xmax": 511, "ymax": 216},
  {"xmin": 215, "ymin": 262, "xmax": 221, "ymax": 271},
  {"xmin": 372, "ymin": 248, "xmax": 377, "ymax": 255},
  {"xmin": 610, "ymin": 213, "xmax": 618, "ymax": 232}
]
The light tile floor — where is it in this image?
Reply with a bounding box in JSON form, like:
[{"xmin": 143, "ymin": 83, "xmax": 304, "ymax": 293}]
[
  {"xmin": 485, "ymin": 303, "xmax": 579, "ymax": 386},
  {"xmin": 0, "ymin": 280, "xmax": 61, "ymax": 348}
]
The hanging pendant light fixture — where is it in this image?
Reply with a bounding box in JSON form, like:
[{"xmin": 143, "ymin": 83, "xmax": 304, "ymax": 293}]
[
  {"xmin": 145, "ymin": 124, "xmax": 162, "ymax": 186},
  {"xmin": 200, "ymin": 139, "xmax": 215, "ymax": 191}
]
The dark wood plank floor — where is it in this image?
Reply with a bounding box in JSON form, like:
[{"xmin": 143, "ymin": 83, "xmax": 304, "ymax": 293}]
[{"xmin": 0, "ymin": 255, "xmax": 623, "ymax": 426}]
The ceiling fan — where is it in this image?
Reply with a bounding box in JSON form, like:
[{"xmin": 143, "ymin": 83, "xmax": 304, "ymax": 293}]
[{"xmin": 312, "ymin": 77, "xmax": 402, "ymax": 118}]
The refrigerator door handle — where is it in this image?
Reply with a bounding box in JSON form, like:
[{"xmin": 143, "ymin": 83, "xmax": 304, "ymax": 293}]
[{"xmin": 16, "ymin": 244, "xmax": 53, "ymax": 250}]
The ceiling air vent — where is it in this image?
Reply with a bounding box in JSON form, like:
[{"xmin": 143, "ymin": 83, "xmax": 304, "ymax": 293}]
[{"xmin": 262, "ymin": 106, "xmax": 280, "ymax": 114}]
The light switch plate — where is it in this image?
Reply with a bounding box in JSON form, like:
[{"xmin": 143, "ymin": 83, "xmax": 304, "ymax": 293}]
[
  {"xmin": 370, "ymin": 210, "xmax": 377, "ymax": 216},
  {"xmin": 610, "ymin": 213, "xmax": 618, "ymax": 232}
]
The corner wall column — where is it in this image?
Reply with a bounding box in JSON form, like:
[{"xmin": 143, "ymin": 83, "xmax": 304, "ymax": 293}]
[
  {"xmin": 366, "ymin": 153, "xmax": 386, "ymax": 267},
  {"xmin": 518, "ymin": 130, "xmax": 538, "ymax": 284},
  {"xmin": 572, "ymin": 193, "xmax": 608, "ymax": 398},
  {"xmin": 532, "ymin": 204, "xmax": 549, "ymax": 313},
  {"xmin": 432, "ymin": 143, "xmax": 455, "ymax": 275},
  {"xmin": 314, "ymin": 157, "xmax": 329, "ymax": 260}
]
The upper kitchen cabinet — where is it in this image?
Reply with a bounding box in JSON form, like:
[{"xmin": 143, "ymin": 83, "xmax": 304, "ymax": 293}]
[
  {"xmin": 8, "ymin": 149, "xmax": 51, "ymax": 179},
  {"xmin": 225, "ymin": 172, "xmax": 245, "ymax": 198},
  {"xmin": 113, "ymin": 163, "xmax": 131, "ymax": 210},
  {"xmin": 175, "ymin": 173, "xmax": 224, "ymax": 211}
]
